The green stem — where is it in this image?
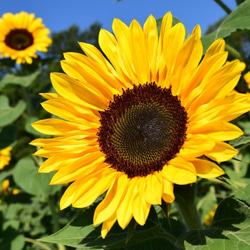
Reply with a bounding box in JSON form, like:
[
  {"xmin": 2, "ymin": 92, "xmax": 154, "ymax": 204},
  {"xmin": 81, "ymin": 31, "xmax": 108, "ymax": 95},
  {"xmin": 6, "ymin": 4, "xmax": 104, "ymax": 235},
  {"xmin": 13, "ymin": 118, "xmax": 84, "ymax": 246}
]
[
  {"xmin": 161, "ymin": 200, "xmax": 173, "ymax": 231},
  {"xmin": 48, "ymin": 195, "xmax": 60, "ymax": 232},
  {"xmin": 213, "ymin": 0, "xmax": 232, "ymax": 14},
  {"xmin": 22, "ymin": 86, "xmax": 33, "ymax": 116},
  {"xmin": 225, "ymin": 44, "xmax": 245, "ymax": 61},
  {"xmin": 24, "ymin": 237, "xmax": 52, "ymax": 250},
  {"xmin": 174, "ymin": 184, "xmax": 202, "ymax": 231}
]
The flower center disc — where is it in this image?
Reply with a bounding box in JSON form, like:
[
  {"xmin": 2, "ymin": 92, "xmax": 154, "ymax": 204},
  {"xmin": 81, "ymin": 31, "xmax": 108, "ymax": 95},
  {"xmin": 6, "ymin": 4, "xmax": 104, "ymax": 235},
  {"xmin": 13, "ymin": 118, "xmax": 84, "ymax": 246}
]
[
  {"xmin": 4, "ymin": 29, "xmax": 34, "ymax": 50},
  {"xmin": 98, "ymin": 83, "xmax": 188, "ymax": 178}
]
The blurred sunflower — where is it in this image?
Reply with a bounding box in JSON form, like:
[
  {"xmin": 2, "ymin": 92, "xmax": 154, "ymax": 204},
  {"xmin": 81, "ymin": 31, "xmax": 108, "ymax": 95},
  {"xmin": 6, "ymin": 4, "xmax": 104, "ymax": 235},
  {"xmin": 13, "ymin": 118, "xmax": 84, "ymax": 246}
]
[
  {"xmin": 0, "ymin": 147, "xmax": 12, "ymax": 170},
  {"xmin": 244, "ymin": 71, "xmax": 250, "ymax": 89},
  {"xmin": 31, "ymin": 12, "xmax": 250, "ymax": 238},
  {"xmin": 0, "ymin": 11, "xmax": 52, "ymax": 64},
  {"xmin": 204, "ymin": 205, "xmax": 218, "ymax": 226}
]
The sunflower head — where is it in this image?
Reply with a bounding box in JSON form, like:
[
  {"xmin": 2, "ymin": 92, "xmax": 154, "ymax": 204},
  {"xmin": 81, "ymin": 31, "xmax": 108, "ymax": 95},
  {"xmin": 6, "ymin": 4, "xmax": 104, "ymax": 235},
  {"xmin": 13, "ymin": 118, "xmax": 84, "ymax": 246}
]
[
  {"xmin": 0, "ymin": 11, "xmax": 52, "ymax": 64},
  {"xmin": 31, "ymin": 12, "xmax": 250, "ymax": 238}
]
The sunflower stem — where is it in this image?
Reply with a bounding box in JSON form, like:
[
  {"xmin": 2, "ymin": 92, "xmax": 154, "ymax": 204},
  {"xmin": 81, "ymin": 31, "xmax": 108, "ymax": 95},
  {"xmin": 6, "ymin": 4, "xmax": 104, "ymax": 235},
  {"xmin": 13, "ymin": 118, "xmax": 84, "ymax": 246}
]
[
  {"xmin": 213, "ymin": 0, "xmax": 232, "ymax": 14},
  {"xmin": 225, "ymin": 44, "xmax": 245, "ymax": 61},
  {"xmin": 174, "ymin": 184, "xmax": 202, "ymax": 231},
  {"xmin": 48, "ymin": 195, "xmax": 60, "ymax": 232}
]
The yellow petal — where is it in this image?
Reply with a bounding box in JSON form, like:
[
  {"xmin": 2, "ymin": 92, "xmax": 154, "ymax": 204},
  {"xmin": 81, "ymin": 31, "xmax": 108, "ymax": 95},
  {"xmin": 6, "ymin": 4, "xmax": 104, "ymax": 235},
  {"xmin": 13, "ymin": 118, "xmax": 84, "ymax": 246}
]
[
  {"xmin": 188, "ymin": 121, "xmax": 243, "ymax": 141},
  {"xmin": 162, "ymin": 178, "xmax": 175, "ymax": 203},
  {"xmin": 94, "ymin": 174, "xmax": 128, "ymax": 225},
  {"xmin": 180, "ymin": 134, "xmax": 215, "ymax": 159},
  {"xmin": 51, "ymin": 73, "xmax": 107, "ymax": 111},
  {"xmin": 191, "ymin": 159, "xmax": 225, "ymax": 178},
  {"xmin": 130, "ymin": 19, "xmax": 150, "ymax": 83},
  {"xmin": 101, "ymin": 214, "xmax": 117, "ymax": 239},
  {"xmin": 132, "ymin": 178, "xmax": 151, "ymax": 225},
  {"xmin": 72, "ymin": 169, "xmax": 117, "ymax": 208},
  {"xmin": 117, "ymin": 177, "xmax": 138, "ymax": 229},
  {"xmin": 143, "ymin": 15, "xmax": 158, "ymax": 81},
  {"xmin": 171, "ymin": 28, "xmax": 202, "ymax": 97},
  {"xmin": 162, "ymin": 157, "xmax": 197, "ymax": 184},
  {"xmin": 205, "ymin": 141, "xmax": 238, "ymax": 162},
  {"xmin": 32, "ymin": 119, "xmax": 79, "ymax": 135},
  {"xmin": 144, "ymin": 173, "xmax": 162, "ymax": 204}
]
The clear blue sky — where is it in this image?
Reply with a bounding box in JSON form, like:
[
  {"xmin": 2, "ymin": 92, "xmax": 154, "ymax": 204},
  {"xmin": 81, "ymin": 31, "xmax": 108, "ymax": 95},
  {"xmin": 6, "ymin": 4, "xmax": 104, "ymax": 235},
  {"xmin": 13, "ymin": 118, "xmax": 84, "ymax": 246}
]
[{"xmin": 1, "ymin": 0, "xmax": 237, "ymax": 35}]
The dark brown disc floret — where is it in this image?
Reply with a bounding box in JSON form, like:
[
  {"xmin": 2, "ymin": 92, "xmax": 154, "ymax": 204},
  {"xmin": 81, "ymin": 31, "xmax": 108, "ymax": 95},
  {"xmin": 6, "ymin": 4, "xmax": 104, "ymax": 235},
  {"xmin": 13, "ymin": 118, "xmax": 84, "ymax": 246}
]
[
  {"xmin": 97, "ymin": 82, "xmax": 188, "ymax": 178},
  {"xmin": 4, "ymin": 29, "xmax": 34, "ymax": 50}
]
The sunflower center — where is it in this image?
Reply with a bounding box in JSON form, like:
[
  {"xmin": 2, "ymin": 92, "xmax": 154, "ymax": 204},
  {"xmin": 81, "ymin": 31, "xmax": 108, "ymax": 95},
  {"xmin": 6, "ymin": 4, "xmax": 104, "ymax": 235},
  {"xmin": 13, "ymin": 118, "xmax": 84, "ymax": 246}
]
[
  {"xmin": 4, "ymin": 29, "xmax": 34, "ymax": 50},
  {"xmin": 98, "ymin": 83, "xmax": 188, "ymax": 178}
]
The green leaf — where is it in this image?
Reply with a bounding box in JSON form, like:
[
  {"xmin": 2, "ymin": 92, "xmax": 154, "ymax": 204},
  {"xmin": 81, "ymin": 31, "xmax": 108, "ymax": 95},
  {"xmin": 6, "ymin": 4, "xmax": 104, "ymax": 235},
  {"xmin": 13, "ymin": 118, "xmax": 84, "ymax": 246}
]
[
  {"xmin": 176, "ymin": 191, "xmax": 250, "ymax": 249},
  {"xmin": 233, "ymin": 183, "xmax": 250, "ymax": 203},
  {"xmin": 13, "ymin": 156, "xmax": 61, "ymax": 196},
  {"xmin": 40, "ymin": 206, "xmax": 177, "ymax": 249},
  {"xmin": 0, "ymin": 227, "xmax": 25, "ymax": 250},
  {"xmin": 202, "ymin": 0, "xmax": 250, "ymax": 52},
  {"xmin": 0, "ymin": 71, "xmax": 40, "ymax": 88},
  {"xmin": 0, "ymin": 125, "xmax": 17, "ymax": 149},
  {"xmin": 0, "ymin": 95, "xmax": 26, "ymax": 127},
  {"xmin": 229, "ymin": 135, "xmax": 250, "ymax": 148}
]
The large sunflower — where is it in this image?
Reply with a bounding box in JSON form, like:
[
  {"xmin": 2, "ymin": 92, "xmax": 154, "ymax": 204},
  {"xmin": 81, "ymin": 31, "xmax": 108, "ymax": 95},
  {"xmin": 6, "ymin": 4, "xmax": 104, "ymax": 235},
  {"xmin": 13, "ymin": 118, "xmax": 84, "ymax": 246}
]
[
  {"xmin": 0, "ymin": 11, "xmax": 52, "ymax": 64},
  {"xmin": 31, "ymin": 12, "xmax": 250, "ymax": 238}
]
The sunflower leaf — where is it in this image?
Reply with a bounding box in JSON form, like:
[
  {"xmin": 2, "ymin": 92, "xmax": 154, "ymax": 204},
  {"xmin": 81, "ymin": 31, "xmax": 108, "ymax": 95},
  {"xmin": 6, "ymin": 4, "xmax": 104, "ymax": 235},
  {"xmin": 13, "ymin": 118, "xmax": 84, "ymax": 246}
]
[
  {"xmin": 229, "ymin": 135, "xmax": 250, "ymax": 148},
  {"xmin": 0, "ymin": 71, "xmax": 40, "ymax": 88},
  {"xmin": 176, "ymin": 185, "xmax": 250, "ymax": 249},
  {"xmin": 0, "ymin": 125, "xmax": 17, "ymax": 150},
  {"xmin": 0, "ymin": 227, "xmax": 25, "ymax": 250},
  {"xmin": 0, "ymin": 95, "xmax": 26, "ymax": 127},
  {"xmin": 39, "ymin": 206, "xmax": 178, "ymax": 249},
  {"xmin": 201, "ymin": 0, "xmax": 250, "ymax": 52},
  {"xmin": 13, "ymin": 156, "xmax": 62, "ymax": 196}
]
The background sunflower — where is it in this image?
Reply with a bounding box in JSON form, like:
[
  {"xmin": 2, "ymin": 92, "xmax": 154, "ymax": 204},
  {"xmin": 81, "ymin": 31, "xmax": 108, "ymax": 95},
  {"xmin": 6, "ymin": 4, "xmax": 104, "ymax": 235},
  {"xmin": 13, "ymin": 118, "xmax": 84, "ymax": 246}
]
[{"xmin": 0, "ymin": 11, "xmax": 52, "ymax": 64}]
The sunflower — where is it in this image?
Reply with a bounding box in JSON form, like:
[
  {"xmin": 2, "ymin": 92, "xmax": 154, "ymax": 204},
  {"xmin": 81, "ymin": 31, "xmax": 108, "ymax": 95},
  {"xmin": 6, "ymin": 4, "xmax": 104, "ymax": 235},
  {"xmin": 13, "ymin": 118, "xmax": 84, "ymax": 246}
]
[
  {"xmin": 31, "ymin": 12, "xmax": 250, "ymax": 238},
  {"xmin": 0, "ymin": 11, "xmax": 52, "ymax": 64},
  {"xmin": 244, "ymin": 71, "xmax": 250, "ymax": 89},
  {"xmin": 0, "ymin": 147, "xmax": 12, "ymax": 170},
  {"xmin": 204, "ymin": 205, "xmax": 217, "ymax": 226}
]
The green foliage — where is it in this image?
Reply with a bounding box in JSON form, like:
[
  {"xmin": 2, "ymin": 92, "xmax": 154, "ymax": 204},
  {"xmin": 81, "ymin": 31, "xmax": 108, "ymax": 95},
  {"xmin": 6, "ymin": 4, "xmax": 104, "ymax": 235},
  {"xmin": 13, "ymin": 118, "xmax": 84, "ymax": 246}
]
[
  {"xmin": 177, "ymin": 186, "xmax": 250, "ymax": 249},
  {"xmin": 0, "ymin": 71, "xmax": 40, "ymax": 88},
  {"xmin": 40, "ymin": 206, "xmax": 180, "ymax": 249},
  {"xmin": 0, "ymin": 95, "xmax": 26, "ymax": 127},
  {"xmin": 1, "ymin": 1, "xmax": 250, "ymax": 249},
  {"xmin": 0, "ymin": 126, "xmax": 17, "ymax": 149},
  {"xmin": 201, "ymin": 0, "xmax": 250, "ymax": 52},
  {"xmin": 48, "ymin": 23, "xmax": 101, "ymax": 60},
  {"xmin": 13, "ymin": 157, "xmax": 62, "ymax": 196}
]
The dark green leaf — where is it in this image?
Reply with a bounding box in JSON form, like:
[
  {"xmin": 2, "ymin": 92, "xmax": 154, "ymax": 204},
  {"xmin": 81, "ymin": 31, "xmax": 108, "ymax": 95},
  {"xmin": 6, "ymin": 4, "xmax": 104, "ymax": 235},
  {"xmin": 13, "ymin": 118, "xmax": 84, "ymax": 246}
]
[
  {"xmin": 13, "ymin": 156, "xmax": 61, "ymax": 196},
  {"xmin": 40, "ymin": 206, "xmax": 177, "ymax": 249},
  {"xmin": 0, "ymin": 227, "xmax": 25, "ymax": 250},
  {"xmin": 0, "ymin": 95, "xmax": 26, "ymax": 127},
  {"xmin": 229, "ymin": 135, "xmax": 250, "ymax": 148},
  {"xmin": 176, "ymin": 195, "xmax": 250, "ymax": 249},
  {"xmin": 233, "ymin": 183, "xmax": 250, "ymax": 204},
  {"xmin": 201, "ymin": 0, "xmax": 250, "ymax": 52},
  {"xmin": 0, "ymin": 125, "xmax": 17, "ymax": 149},
  {"xmin": 0, "ymin": 71, "xmax": 40, "ymax": 88}
]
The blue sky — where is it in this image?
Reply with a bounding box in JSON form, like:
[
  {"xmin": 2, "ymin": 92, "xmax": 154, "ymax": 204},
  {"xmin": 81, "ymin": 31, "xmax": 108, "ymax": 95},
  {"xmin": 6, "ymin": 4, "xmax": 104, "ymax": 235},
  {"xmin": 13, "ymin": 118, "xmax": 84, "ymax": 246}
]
[{"xmin": 1, "ymin": 0, "xmax": 237, "ymax": 35}]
